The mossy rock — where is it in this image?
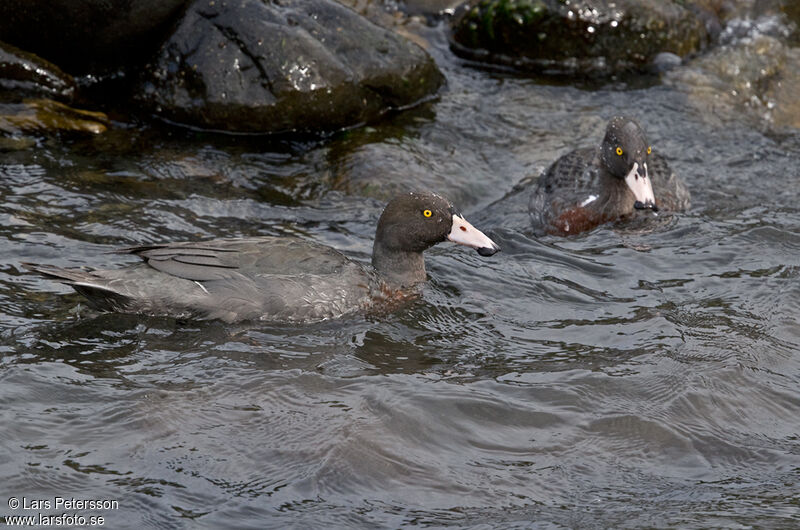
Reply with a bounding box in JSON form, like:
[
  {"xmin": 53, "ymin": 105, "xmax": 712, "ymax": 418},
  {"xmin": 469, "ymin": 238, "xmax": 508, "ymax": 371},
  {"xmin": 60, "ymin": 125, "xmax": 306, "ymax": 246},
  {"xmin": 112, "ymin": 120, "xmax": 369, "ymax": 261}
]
[
  {"xmin": 0, "ymin": 99, "xmax": 108, "ymax": 135},
  {"xmin": 450, "ymin": 0, "xmax": 711, "ymax": 76}
]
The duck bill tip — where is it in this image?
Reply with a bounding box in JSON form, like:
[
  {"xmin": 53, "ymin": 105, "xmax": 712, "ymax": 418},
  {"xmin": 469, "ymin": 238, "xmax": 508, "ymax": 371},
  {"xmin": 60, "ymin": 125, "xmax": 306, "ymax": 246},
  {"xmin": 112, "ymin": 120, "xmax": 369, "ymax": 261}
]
[
  {"xmin": 447, "ymin": 214, "xmax": 500, "ymax": 256},
  {"xmin": 634, "ymin": 200, "xmax": 659, "ymax": 212},
  {"xmin": 477, "ymin": 245, "xmax": 500, "ymax": 257}
]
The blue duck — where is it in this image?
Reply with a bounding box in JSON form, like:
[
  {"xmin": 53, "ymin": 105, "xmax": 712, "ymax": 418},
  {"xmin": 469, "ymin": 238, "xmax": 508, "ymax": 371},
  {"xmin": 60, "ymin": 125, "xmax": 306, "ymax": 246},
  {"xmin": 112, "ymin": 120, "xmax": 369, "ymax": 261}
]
[
  {"xmin": 530, "ymin": 116, "xmax": 690, "ymax": 235},
  {"xmin": 23, "ymin": 192, "xmax": 500, "ymax": 323}
]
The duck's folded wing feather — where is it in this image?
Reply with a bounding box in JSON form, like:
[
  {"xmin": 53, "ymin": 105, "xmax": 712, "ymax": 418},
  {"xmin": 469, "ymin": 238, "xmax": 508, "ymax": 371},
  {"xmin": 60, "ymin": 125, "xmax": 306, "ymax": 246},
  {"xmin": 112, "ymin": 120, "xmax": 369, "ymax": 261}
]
[
  {"xmin": 116, "ymin": 241, "xmax": 246, "ymax": 281},
  {"xmin": 649, "ymin": 153, "xmax": 690, "ymax": 211},
  {"xmin": 115, "ymin": 237, "xmax": 355, "ymax": 282}
]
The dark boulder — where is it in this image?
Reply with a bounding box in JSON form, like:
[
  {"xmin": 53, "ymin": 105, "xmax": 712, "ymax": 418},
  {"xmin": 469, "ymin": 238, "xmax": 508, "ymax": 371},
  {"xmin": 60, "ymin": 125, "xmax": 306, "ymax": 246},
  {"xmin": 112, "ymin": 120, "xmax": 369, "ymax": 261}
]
[
  {"xmin": 137, "ymin": 0, "xmax": 444, "ymax": 134},
  {"xmin": 450, "ymin": 0, "xmax": 711, "ymax": 76},
  {"xmin": 0, "ymin": 0, "xmax": 190, "ymax": 73},
  {"xmin": 0, "ymin": 42, "xmax": 75, "ymax": 100}
]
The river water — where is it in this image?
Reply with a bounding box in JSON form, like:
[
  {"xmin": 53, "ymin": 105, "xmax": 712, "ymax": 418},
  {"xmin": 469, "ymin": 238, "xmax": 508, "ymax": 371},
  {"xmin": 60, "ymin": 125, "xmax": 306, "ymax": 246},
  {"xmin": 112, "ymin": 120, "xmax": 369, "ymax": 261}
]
[{"xmin": 1, "ymin": 10, "xmax": 799, "ymax": 530}]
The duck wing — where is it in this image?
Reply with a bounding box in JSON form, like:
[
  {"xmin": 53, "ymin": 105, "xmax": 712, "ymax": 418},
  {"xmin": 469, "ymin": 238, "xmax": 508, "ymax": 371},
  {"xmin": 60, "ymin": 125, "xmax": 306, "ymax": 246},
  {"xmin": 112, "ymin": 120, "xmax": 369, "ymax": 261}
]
[
  {"xmin": 648, "ymin": 153, "xmax": 690, "ymax": 211},
  {"xmin": 26, "ymin": 237, "xmax": 376, "ymax": 323},
  {"xmin": 118, "ymin": 237, "xmax": 354, "ymax": 281},
  {"xmin": 530, "ymin": 148, "xmax": 606, "ymax": 235}
]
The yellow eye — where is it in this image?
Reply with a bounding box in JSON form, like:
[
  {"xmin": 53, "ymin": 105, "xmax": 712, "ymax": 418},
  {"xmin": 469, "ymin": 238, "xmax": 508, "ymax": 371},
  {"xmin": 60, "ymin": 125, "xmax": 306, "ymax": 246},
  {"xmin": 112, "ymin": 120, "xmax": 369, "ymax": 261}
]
[
  {"xmin": 423, "ymin": 209, "xmax": 432, "ymax": 218},
  {"xmin": 616, "ymin": 147, "xmax": 623, "ymax": 156},
  {"xmin": 647, "ymin": 146, "xmax": 652, "ymax": 155}
]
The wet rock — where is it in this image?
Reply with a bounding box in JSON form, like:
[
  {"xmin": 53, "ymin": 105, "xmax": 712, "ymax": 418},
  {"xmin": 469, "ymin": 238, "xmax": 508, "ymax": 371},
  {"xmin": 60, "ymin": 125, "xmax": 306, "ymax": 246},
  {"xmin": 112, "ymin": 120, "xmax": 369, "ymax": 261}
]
[
  {"xmin": 336, "ymin": 0, "xmax": 404, "ymax": 28},
  {"xmin": 325, "ymin": 105, "xmax": 499, "ymax": 207},
  {"xmin": 400, "ymin": 0, "xmax": 464, "ymax": 17},
  {"xmin": 0, "ymin": 42, "xmax": 76, "ymax": 101},
  {"xmin": 763, "ymin": 47, "xmax": 800, "ymax": 129},
  {"xmin": 330, "ymin": 143, "xmax": 477, "ymax": 206},
  {"xmin": 692, "ymin": 0, "xmax": 800, "ymax": 39},
  {"xmin": 449, "ymin": 0, "xmax": 711, "ymax": 76},
  {"xmin": 649, "ymin": 52, "xmax": 683, "ymax": 73},
  {"xmin": 664, "ymin": 14, "xmax": 800, "ymax": 131},
  {"xmin": 137, "ymin": 0, "xmax": 444, "ymax": 134},
  {"xmin": 0, "ymin": 99, "xmax": 109, "ymax": 135},
  {"xmin": 0, "ymin": 0, "xmax": 190, "ymax": 73},
  {"xmin": 335, "ymin": 0, "xmax": 461, "ymax": 23},
  {"xmin": 333, "ymin": 0, "xmax": 441, "ymax": 52}
]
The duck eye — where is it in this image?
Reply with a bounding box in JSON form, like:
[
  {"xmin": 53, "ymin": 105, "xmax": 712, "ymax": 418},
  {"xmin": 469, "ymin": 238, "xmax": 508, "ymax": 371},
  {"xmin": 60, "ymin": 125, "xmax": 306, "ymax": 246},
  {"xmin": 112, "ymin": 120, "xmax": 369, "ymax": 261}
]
[
  {"xmin": 647, "ymin": 146, "xmax": 652, "ymax": 155},
  {"xmin": 423, "ymin": 209, "xmax": 432, "ymax": 218},
  {"xmin": 615, "ymin": 147, "xmax": 623, "ymax": 156}
]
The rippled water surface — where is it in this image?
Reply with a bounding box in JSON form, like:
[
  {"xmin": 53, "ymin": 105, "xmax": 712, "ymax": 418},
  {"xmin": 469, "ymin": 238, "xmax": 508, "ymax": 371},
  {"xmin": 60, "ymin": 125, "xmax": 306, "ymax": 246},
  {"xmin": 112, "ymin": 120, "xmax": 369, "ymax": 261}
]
[{"xmin": 2, "ymin": 14, "xmax": 800, "ymax": 530}]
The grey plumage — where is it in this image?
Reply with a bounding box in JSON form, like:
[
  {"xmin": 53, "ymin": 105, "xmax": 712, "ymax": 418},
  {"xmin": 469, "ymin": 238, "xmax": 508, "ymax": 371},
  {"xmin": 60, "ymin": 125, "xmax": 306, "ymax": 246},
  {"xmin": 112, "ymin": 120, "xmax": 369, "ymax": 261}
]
[
  {"xmin": 23, "ymin": 192, "xmax": 500, "ymax": 323},
  {"xmin": 24, "ymin": 238, "xmax": 379, "ymax": 323}
]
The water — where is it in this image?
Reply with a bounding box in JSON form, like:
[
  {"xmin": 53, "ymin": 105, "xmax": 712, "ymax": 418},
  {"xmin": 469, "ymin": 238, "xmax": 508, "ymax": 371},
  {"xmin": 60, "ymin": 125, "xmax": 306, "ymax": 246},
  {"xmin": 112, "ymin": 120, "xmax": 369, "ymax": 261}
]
[{"xmin": 2, "ymin": 13, "xmax": 800, "ymax": 530}]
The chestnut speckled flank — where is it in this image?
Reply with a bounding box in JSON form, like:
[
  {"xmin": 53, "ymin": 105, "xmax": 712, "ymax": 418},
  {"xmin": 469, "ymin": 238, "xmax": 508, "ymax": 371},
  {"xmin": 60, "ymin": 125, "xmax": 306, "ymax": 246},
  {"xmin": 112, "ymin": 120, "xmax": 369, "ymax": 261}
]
[
  {"xmin": 530, "ymin": 117, "xmax": 690, "ymax": 236},
  {"xmin": 23, "ymin": 192, "xmax": 499, "ymax": 324}
]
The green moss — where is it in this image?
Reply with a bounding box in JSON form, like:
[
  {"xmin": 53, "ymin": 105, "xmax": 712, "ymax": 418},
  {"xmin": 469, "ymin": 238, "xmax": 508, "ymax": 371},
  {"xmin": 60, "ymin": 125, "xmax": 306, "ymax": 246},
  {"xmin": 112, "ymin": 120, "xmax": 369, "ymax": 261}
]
[
  {"xmin": 463, "ymin": 0, "xmax": 549, "ymax": 45},
  {"xmin": 484, "ymin": 2, "xmax": 496, "ymax": 40}
]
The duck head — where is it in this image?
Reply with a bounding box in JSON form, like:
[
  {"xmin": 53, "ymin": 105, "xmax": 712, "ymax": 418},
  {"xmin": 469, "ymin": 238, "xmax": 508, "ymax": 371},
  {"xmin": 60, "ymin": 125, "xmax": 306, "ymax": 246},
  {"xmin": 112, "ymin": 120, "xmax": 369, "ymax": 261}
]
[
  {"xmin": 372, "ymin": 192, "xmax": 500, "ymax": 288},
  {"xmin": 600, "ymin": 116, "xmax": 658, "ymax": 211}
]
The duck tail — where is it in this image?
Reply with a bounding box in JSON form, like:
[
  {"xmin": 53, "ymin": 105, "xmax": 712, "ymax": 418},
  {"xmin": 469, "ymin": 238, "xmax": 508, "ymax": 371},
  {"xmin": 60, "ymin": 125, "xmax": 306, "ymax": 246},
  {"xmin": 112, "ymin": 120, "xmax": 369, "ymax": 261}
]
[
  {"xmin": 21, "ymin": 262, "xmax": 94, "ymax": 283},
  {"xmin": 21, "ymin": 262, "xmax": 133, "ymax": 312}
]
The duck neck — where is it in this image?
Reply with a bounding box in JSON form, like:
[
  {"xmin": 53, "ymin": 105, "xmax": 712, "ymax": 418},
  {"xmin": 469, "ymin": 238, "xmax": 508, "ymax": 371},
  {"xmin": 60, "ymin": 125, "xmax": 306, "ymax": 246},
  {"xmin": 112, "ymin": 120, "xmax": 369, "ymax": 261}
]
[
  {"xmin": 371, "ymin": 241, "xmax": 427, "ymax": 290},
  {"xmin": 598, "ymin": 170, "xmax": 636, "ymax": 215}
]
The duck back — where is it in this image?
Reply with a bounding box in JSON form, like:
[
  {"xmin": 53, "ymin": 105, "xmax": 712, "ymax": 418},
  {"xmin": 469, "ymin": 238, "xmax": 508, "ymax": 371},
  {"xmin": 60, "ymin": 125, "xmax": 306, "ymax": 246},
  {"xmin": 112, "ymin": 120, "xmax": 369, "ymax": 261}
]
[
  {"xmin": 648, "ymin": 154, "xmax": 690, "ymax": 212},
  {"xmin": 530, "ymin": 147, "xmax": 614, "ymax": 235}
]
